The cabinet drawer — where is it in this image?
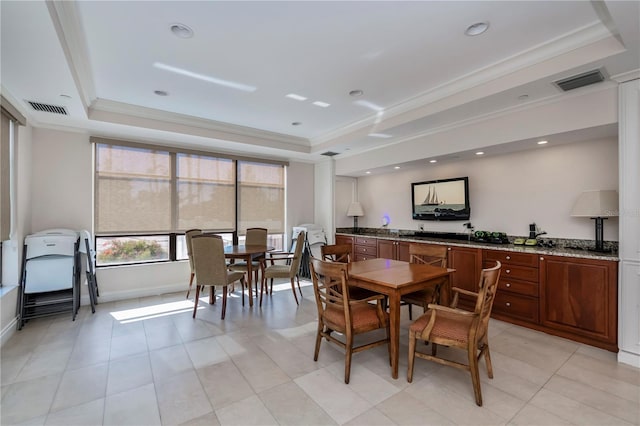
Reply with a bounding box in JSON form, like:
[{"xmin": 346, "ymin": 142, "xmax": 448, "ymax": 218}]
[
  {"xmin": 354, "ymin": 253, "xmax": 376, "ymax": 261},
  {"xmin": 354, "ymin": 245, "xmax": 377, "ymax": 256},
  {"xmin": 493, "ymin": 292, "xmax": 539, "ymax": 323},
  {"xmin": 498, "ymin": 277, "xmax": 538, "ymax": 297},
  {"xmin": 355, "ymin": 237, "xmax": 377, "ymax": 247},
  {"xmin": 484, "ymin": 250, "xmax": 538, "ymax": 268},
  {"xmin": 498, "ymin": 264, "xmax": 538, "ymax": 282}
]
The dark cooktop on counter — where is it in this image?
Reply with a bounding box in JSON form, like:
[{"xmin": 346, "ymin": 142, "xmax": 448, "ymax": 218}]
[{"xmin": 412, "ymin": 231, "xmax": 510, "ymax": 244}]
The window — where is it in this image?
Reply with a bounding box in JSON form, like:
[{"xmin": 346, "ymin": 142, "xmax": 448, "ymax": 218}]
[
  {"xmin": 94, "ymin": 139, "xmax": 287, "ymax": 266},
  {"xmin": 1, "ymin": 97, "xmax": 26, "ymax": 284}
]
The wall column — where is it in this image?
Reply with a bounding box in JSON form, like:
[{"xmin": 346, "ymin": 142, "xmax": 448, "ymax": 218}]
[{"xmin": 617, "ymin": 78, "xmax": 640, "ymax": 367}]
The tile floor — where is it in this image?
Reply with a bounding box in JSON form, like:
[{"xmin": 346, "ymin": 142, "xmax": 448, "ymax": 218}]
[{"xmin": 1, "ymin": 279, "xmax": 638, "ymax": 425}]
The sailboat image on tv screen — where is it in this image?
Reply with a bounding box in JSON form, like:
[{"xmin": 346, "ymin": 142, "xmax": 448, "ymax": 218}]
[{"xmin": 421, "ymin": 186, "xmax": 440, "ymax": 206}]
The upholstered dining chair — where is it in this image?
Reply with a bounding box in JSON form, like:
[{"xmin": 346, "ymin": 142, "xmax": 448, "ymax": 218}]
[
  {"xmin": 321, "ymin": 243, "xmax": 378, "ymax": 301},
  {"xmin": 260, "ymin": 231, "xmax": 305, "ymax": 306},
  {"xmin": 228, "ymin": 227, "xmax": 268, "ymax": 296},
  {"xmin": 310, "ymin": 257, "xmax": 391, "ymax": 384},
  {"xmin": 191, "ymin": 234, "xmax": 246, "ymax": 320},
  {"xmin": 185, "ymin": 229, "xmax": 203, "ymax": 299},
  {"xmin": 401, "ymin": 244, "xmax": 448, "ymax": 319},
  {"xmin": 407, "ymin": 261, "xmax": 501, "ymax": 406}
]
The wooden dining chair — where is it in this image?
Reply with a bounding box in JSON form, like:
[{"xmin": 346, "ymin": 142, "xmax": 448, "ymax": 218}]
[
  {"xmin": 310, "ymin": 257, "xmax": 391, "ymax": 384},
  {"xmin": 401, "ymin": 244, "xmax": 448, "ymax": 319},
  {"xmin": 407, "ymin": 261, "xmax": 501, "ymax": 406},
  {"xmin": 185, "ymin": 229, "xmax": 203, "ymax": 299},
  {"xmin": 191, "ymin": 234, "xmax": 246, "ymax": 320},
  {"xmin": 228, "ymin": 227, "xmax": 268, "ymax": 297},
  {"xmin": 321, "ymin": 243, "xmax": 378, "ymax": 301},
  {"xmin": 260, "ymin": 231, "xmax": 306, "ymax": 306},
  {"xmin": 321, "ymin": 243, "xmax": 352, "ymax": 263}
]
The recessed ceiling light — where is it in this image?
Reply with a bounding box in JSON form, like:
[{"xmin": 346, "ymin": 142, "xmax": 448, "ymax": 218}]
[
  {"xmin": 368, "ymin": 133, "xmax": 392, "ymax": 138},
  {"xmin": 365, "ymin": 171, "xmax": 371, "ymax": 174},
  {"xmin": 518, "ymin": 94, "xmax": 530, "ymax": 101},
  {"xmin": 429, "ymin": 159, "xmax": 437, "ymax": 163},
  {"xmin": 475, "ymin": 151, "xmax": 485, "ymax": 155},
  {"xmin": 537, "ymin": 140, "xmax": 548, "ymax": 145},
  {"xmin": 394, "ymin": 166, "xmax": 400, "ymax": 170},
  {"xmin": 170, "ymin": 23, "xmax": 193, "ymax": 39},
  {"xmin": 285, "ymin": 93, "xmax": 307, "ymax": 101},
  {"xmin": 154, "ymin": 90, "xmax": 168, "ymax": 96},
  {"xmin": 349, "ymin": 89, "xmax": 364, "ymax": 97},
  {"xmin": 312, "ymin": 101, "xmax": 330, "ymax": 108},
  {"xmin": 291, "ymin": 122, "xmax": 302, "ymax": 126},
  {"xmin": 465, "ymin": 22, "xmax": 489, "ymax": 36}
]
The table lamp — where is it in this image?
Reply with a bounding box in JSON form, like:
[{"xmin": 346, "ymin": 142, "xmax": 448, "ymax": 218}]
[
  {"xmin": 347, "ymin": 202, "xmax": 364, "ymax": 233},
  {"xmin": 571, "ymin": 189, "xmax": 618, "ymax": 252}
]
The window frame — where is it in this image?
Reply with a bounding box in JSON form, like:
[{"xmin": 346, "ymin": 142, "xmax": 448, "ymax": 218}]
[{"xmin": 93, "ymin": 139, "xmax": 287, "ymax": 267}]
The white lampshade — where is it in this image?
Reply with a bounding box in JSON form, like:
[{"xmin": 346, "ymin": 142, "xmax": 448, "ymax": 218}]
[
  {"xmin": 571, "ymin": 190, "xmax": 619, "ymax": 217},
  {"xmin": 347, "ymin": 202, "xmax": 364, "ymax": 217}
]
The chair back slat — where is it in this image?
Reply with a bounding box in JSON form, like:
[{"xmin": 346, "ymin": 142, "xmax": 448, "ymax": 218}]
[
  {"xmin": 409, "ymin": 244, "xmax": 447, "ymax": 268},
  {"xmin": 185, "ymin": 229, "xmax": 203, "ymax": 271},
  {"xmin": 321, "ymin": 244, "xmax": 351, "ymax": 263},
  {"xmin": 289, "ymin": 231, "xmax": 306, "ymax": 273},
  {"xmin": 310, "ymin": 257, "xmax": 350, "ymax": 320},
  {"xmin": 473, "ymin": 260, "xmax": 501, "ymax": 339}
]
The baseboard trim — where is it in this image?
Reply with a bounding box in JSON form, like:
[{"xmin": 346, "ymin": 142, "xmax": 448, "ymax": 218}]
[
  {"xmin": 618, "ymin": 350, "xmax": 640, "ymax": 368},
  {"xmin": 79, "ymin": 283, "xmax": 187, "ymax": 305},
  {"xmin": 1, "ymin": 316, "xmax": 18, "ymax": 348}
]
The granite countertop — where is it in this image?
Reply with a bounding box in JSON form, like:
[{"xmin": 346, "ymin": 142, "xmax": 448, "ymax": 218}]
[{"xmin": 335, "ymin": 231, "xmax": 619, "ymax": 261}]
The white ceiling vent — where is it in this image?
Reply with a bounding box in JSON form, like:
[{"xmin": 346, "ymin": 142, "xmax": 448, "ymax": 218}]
[
  {"xmin": 27, "ymin": 101, "xmax": 68, "ymax": 115},
  {"xmin": 553, "ymin": 69, "xmax": 606, "ymax": 92}
]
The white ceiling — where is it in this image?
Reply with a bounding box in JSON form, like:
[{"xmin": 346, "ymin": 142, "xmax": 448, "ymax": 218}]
[{"xmin": 1, "ymin": 1, "xmax": 638, "ymax": 167}]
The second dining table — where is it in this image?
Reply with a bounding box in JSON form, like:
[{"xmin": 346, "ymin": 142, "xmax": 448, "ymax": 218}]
[
  {"xmin": 212, "ymin": 244, "xmax": 273, "ymax": 307},
  {"xmin": 347, "ymin": 258, "xmax": 455, "ymax": 379}
]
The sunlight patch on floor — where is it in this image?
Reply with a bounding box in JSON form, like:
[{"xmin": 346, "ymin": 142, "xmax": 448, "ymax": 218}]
[{"xmin": 110, "ymin": 300, "xmax": 201, "ymax": 323}]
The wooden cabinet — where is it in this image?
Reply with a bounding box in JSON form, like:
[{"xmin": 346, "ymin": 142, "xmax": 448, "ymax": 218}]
[
  {"xmin": 354, "ymin": 236, "xmax": 377, "ymax": 261},
  {"xmin": 484, "ymin": 250, "xmax": 539, "ymax": 324},
  {"xmin": 377, "ymin": 239, "xmax": 410, "ymax": 261},
  {"xmin": 447, "ymin": 246, "xmax": 482, "ymax": 310},
  {"xmin": 335, "ymin": 235, "xmax": 354, "ymax": 259},
  {"xmin": 540, "ymin": 255, "xmax": 618, "ymax": 351}
]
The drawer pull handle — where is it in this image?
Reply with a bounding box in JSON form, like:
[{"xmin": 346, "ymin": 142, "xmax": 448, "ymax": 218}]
[
  {"xmin": 506, "ymin": 255, "xmax": 511, "ymax": 260},
  {"xmin": 505, "ymin": 283, "xmax": 511, "ymax": 287},
  {"xmin": 506, "ymin": 269, "xmax": 511, "ymax": 274},
  {"xmin": 506, "ymin": 302, "xmax": 511, "ymax": 307}
]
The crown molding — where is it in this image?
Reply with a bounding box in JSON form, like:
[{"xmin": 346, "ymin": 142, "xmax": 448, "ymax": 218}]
[
  {"xmin": 90, "ymin": 99, "xmax": 310, "ymax": 153},
  {"xmin": 312, "ymin": 21, "xmax": 619, "ymax": 147},
  {"xmin": 611, "ymin": 69, "xmax": 640, "ymax": 83}
]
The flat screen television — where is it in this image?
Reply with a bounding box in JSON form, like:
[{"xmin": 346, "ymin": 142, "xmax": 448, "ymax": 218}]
[{"xmin": 411, "ymin": 176, "xmax": 470, "ymax": 221}]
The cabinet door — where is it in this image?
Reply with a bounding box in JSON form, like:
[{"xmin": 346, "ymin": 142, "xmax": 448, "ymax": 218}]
[
  {"xmin": 397, "ymin": 241, "xmax": 411, "ymax": 262},
  {"xmin": 447, "ymin": 246, "xmax": 482, "ymax": 309},
  {"xmin": 335, "ymin": 235, "xmax": 354, "ymax": 258},
  {"xmin": 377, "ymin": 240, "xmax": 395, "ymax": 259},
  {"xmin": 540, "ymin": 255, "xmax": 617, "ymax": 349}
]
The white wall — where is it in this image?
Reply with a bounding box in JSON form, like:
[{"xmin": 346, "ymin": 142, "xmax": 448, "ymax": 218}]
[
  {"xmin": 335, "ymin": 176, "xmax": 355, "ymax": 230},
  {"xmin": 314, "ymin": 159, "xmax": 335, "ymax": 242},
  {"xmin": 27, "ymin": 128, "xmax": 316, "ymax": 301},
  {"xmin": 354, "ymin": 137, "xmax": 619, "ymax": 240}
]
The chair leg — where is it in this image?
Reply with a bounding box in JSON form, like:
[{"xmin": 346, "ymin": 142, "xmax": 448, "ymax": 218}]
[
  {"xmin": 270, "ymin": 278, "xmax": 274, "ymax": 295},
  {"xmin": 192, "ymin": 285, "xmax": 201, "ymax": 318},
  {"xmin": 240, "ymin": 277, "xmax": 245, "ymax": 307},
  {"xmin": 313, "ymin": 323, "xmax": 323, "ymax": 361},
  {"xmin": 296, "ymin": 275, "xmax": 303, "ymax": 298},
  {"xmin": 221, "ymin": 286, "xmax": 228, "ymax": 320},
  {"xmin": 290, "ymin": 277, "xmax": 299, "ymax": 305},
  {"xmin": 344, "ymin": 334, "xmax": 353, "ymax": 384},
  {"xmin": 469, "ymin": 344, "xmax": 483, "ymax": 406},
  {"xmin": 260, "ymin": 274, "xmax": 266, "ymax": 307},
  {"xmin": 186, "ymin": 272, "xmax": 195, "ymax": 299},
  {"xmin": 407, "ymin": 329, "xmax": 416, "ymax": 382},
  {"xmin": 482, "ymin": 343, "xmax": 494, "ymax": 379},
  {"xmin": 432, "ymin": 342, "xmax": 438, "ymax": 356},
  {"xmin": 408, "ymin": 303, "xmax": 413, "ymax": 320}
]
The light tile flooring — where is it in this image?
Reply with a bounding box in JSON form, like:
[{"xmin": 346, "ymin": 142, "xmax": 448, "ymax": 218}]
[{"xmin": 1, "ymin": 279, "xmax": 638, "ymax": 425}]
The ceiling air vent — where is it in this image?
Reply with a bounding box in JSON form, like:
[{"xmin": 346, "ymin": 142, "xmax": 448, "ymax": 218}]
[
  {"xmin": 554, "ymin": 69, "xmax": 606, "ymax": 92},
  {"xmin": 321, "ymin": 151, "xmax": 339, "ymax": 157},
  {"xmin": 27, "ymin": 101, "xmax": 68, "ymax": 115}
]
